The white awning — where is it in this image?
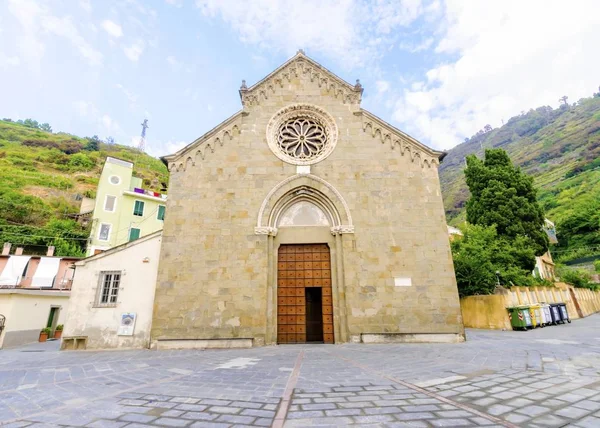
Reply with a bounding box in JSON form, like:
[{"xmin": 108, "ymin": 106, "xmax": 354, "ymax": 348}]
[
  {"xmin": 0, "ymin": 256, "xmax": 32, "ymax": 286},
  {"xmin": 31, "ymin": 257, "xmax": 61, "ymax": 288}
]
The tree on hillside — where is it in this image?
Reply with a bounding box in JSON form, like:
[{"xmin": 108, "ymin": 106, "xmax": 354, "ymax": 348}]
[
  {"xmin": 559, "ymin": 95, "xmax": 569, "ymax": 107},
  {"xmin": 465, "ymin": 149, "xmax": 548, "ymax": 257},
  {"xmin": 84, "ymin": 135, "xmax": 101, "ymax": 151},
  {"xmin": 106, "ymin": 136, "xmax": 115, "ymax": 145},
  {"xmin": 39, "ymin": 123, "xmax": 52, "ymax": 132}
]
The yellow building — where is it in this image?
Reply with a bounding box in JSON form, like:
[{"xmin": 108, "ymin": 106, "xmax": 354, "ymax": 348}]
[{"xmin": 87, "ymin": 157, "xmax": 166, "ymax": 256}]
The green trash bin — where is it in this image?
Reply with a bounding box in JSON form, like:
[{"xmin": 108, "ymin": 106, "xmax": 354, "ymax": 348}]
[{"xmin": 508, "ymin": 306, "xmax": 532, "ymax": 330}]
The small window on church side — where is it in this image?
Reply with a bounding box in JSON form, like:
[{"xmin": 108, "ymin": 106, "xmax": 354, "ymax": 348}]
[{"xmin": 95, "ymin": 271, "xmax": 121, "ymax": 307}]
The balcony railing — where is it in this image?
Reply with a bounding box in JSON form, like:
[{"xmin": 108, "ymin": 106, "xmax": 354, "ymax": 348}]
[{"xmin": 0, "ymin": 276, "xmax": 73, "ymax": 290}]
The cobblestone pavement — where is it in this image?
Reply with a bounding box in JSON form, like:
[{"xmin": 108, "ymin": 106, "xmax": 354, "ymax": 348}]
[{"xmin": 2, "ymin": 316, "xmax": 600, "ymax": 427}]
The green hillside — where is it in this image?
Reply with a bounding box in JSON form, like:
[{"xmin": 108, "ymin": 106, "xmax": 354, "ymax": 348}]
[
  {"xmin": 440, "ymin": 92, "xmax": 600, "ymax": 262},
  {"xmin": 0, "ymin": 119, "xmax": 168, "ymax": 256}
]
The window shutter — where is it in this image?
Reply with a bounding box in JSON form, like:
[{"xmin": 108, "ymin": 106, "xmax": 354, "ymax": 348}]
[{"xmin": 129, "ymin": 228, "xmax": 141, "ymax": 241}]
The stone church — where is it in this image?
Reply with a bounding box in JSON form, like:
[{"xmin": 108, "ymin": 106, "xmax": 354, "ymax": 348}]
[{"xmin": 152, "ymin": 51, "xmax": 464, "ymax": 348}]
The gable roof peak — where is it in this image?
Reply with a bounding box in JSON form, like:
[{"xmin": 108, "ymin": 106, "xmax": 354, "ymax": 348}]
[{"xmin": 239, "ymin": 50, "xmax": 363, "ymax": 107}]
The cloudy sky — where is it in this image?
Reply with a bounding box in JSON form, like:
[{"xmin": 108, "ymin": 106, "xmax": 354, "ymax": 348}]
[{"xmin": 1, "ymin": 0, "xmax": 597, "ymax": 156}]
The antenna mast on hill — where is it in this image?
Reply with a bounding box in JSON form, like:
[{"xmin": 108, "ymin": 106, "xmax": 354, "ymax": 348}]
[{"xmin": 138, "ymin": 119, "xmax": 149, "ymax": 152}]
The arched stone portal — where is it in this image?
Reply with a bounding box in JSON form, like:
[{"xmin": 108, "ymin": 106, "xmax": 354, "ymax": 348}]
[{"xmin": 256, "ymin": 175, "xmax": 354, "ymax": 345}]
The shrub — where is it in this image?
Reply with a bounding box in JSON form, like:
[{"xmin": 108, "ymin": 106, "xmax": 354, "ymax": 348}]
[
  {"xmin": 558, "ymin": 267, "xmax": 593, "ymax": 289},
  {"xmin": 68, "ymin": 153, "xmax": 95, "ymax": 171}
]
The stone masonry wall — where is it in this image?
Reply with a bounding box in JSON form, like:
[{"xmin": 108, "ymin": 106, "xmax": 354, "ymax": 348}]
[{"xmin": 152, "ymin": 57, "xmax": 464, "ymax": 343}]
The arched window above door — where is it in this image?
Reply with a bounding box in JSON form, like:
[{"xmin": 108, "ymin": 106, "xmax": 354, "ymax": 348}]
[{"xmin": 278, "ymin": 201, "xmax": 330, "ymax": 227}]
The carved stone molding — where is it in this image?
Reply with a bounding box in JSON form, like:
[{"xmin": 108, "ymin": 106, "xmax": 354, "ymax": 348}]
[
  {"xmin": 240, "ymin": 56, "xmax": 362, "ymax": 108},
  {"xmin": 167, "ymin": 115, "xmax": 242, "ymax": 172},
  {"xmin": 359, "ymin": 111, "xmax": 442, "ymax": 169},
  {"xmin": 256, "ymin": 173, "xmax": 353, "ymax": 232},
  {"xmin": 330, "ymin": 225, "xmax": 355, "ymax": 235},
  {"xmin": 254, "ymin": 226, "xmax": 278, "ymax": 236}
]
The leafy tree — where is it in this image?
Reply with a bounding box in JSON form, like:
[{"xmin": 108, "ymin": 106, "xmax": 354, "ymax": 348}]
[
  {"xmin": 559, "ymin": 95, "xmax": 569, "ymax": 106},
  {"xmin": 39, "ymin": 123, "xmax": 52, "ymax": 132},
  {"xmin": 84, "ymin": 135, "xmax": 101, "ymax": 151},
  {"xmin": 451, "ymin": 224, "xmax": 542, "ymax": 296},
  {"xmin": 451, "ymin": 225, "xmax": 498, "ymax": 296},
  {"xmin": 465, "ymin": 149, "xmax": 548, "ymax": 256},
  {"xmin": 106, "ymin": 136, "xmax": 115, "ymax": 145}
]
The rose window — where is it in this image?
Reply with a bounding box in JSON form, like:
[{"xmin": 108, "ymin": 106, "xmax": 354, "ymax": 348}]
[
  {"xmin": 266, "ymin": 104, "xmax": 338, "ymax": 165},
  {"xmin": 278, "ymin": 118, "xmax": 327, "ymax": 160}
]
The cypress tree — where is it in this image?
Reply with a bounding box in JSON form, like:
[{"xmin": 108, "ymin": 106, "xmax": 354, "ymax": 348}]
[{"xmin": 465, "ymin": 148, "xmax": 548, "ymax": 256}]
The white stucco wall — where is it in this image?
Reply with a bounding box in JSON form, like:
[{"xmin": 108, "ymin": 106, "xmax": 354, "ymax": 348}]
[
  {"xmin": 0, "ymin": 290, "xmax": 70, "ymax": 348},
  {"xmin": 63, "ymin": 232, "xmax": 161, "ymax": 349}
]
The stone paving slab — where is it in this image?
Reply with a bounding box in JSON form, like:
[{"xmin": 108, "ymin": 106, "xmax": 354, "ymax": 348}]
[{"xmin": 2, "ymin": 315, "xmax": 600, "ymax": 426}]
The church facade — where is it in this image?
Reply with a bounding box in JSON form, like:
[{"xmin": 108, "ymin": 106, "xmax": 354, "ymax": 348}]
[{"xmin": 152, "ymin": 52, "xmax": 464, "ymax": 348}]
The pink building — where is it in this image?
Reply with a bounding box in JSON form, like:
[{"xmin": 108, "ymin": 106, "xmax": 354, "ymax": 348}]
[{"xmin": 0, "ymin": 243, "xmax": 81, "ymax": 290}]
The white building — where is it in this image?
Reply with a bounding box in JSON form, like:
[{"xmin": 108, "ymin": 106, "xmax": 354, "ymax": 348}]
[{"xmin": 62, "ymin": 231, "xmax": 161, "ymax": 349}]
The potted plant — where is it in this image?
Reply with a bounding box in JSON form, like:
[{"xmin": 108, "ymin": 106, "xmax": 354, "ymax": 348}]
[
  {"xmin": 39, "ymin": 327, "xmax": 51, "ymax": 342},
  {"xmin": 54, "ymin": 325, "xmax": 64, "ymax": 339}
]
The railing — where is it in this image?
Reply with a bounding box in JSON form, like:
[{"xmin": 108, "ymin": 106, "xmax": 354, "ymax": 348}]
[{"xmin": 0, "ymin": 276, "xmax": 73, "ymax": 290}]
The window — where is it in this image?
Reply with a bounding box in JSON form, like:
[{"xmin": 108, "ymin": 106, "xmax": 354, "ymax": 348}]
[
  {"xmin": 133, "ymin": 200, "xmax": 144, "ymax": 216},
  {"xmin": 98, "ymin": 223, "xmax": 111, "ymax": 241},
  {"xmin": 129, "ymin": 227, "xmax": 140, "ymax": 241},
  {"xmin": 96, "ymin": 271, "xmax": 121, "ymax": 307},
  {"xmin": 104, "ymin": 195, "xmax": 116, "ymax": 212},
  {"xmin": 157, "ymin": 205, "xmax": 166, "ymax": 221},
  {"xmin": 109, "ymin": 175, "xmax": 121, "ymax": 185}
]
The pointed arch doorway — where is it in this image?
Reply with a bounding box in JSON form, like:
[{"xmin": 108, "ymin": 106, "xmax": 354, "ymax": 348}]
[{"xmin": 258, "ymin": 176, "xmax": 354, "ymax": 345}]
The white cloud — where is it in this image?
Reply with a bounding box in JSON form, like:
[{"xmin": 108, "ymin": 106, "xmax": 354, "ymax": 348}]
[
  {"xmin": 7, "ymin": 0, "xmax": 46, "ymax": 67},
  {"xmin": 0, "ymin": 53, "xmax": 20, "ymax": 69},
  {"xmin": 195, "ymin": 0, "xmax": 429, "ymax": 68},
  {"xmin": 101, "ymin": 20, "xmax": 123, "ymax": 38},
  {"xmin": 8, "ymin": 0, "xmax": 102, "ymax": 67},
  {"xmin": 79, "ymin": 0, "xmax": 92, "ymax": 13},
  {"xmin": 43, "ymin": 15, "xmax": 103, "ymax": 66},
  {"xmin": 123, "ymin": 40, "xmax": 145, "ymax": 61},
  {"xmin": 115, "ymin": 83, "xmax": 138, "ymax": 110},
  {"xmin": 375, "ymin": 80, "xmax": 390, "ymax": 94},
  {"xmin": 167, "ymin": 55, "xmax": 181, "ymax": 70},
  {"xmin": 392, "ymin": 0, "xmax": 600, "ymax": 150},
  {"xmin": 73, "ymin": 100, "xmax": 97, "ymax": 117}
]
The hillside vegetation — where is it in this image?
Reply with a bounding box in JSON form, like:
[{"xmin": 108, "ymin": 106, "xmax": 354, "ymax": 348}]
[
  {"xmin": 440, "ymin": 92, "xmax": 600, "ymax": 262},
  {"xmin": 0, "ymin": 119, "xmax": 169, "ymax": 256}
]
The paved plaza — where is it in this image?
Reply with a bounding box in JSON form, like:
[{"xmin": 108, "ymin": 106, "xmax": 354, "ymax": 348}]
[{"xmin": 1, "ymin": 316, "xmax": 600, "ymax": 427}]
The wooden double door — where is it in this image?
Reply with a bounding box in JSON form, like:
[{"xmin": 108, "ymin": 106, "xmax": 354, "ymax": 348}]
[{"xmin": 277, "ymin": 244, "xmax": 334, "ymax": 344}]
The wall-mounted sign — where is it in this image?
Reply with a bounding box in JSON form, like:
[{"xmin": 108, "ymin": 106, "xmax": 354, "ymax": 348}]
[
  {"xmin": 117, "ymin": 312, "xmax": 136, "ymax": 336},
  {"xmin": 394, "ymin": 277, "xmax": 412, "ymax": 287}
]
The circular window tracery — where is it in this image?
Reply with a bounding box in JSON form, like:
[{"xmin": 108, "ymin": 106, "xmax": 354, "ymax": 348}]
[
  {"xmin": 278, "ymin": 118, "xmax": 327, "ymax": 160},
  {"xmin": 266, "ymin": 104, "xmax": 338, "ymax": 165}
]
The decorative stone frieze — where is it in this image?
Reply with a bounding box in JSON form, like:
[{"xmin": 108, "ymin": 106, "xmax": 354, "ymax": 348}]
[
  {"xmin": 359, "ymin": 111, "xmax": 442, "ymax": 169},
  {"xmin": 239, "ymin": 52, "xmax": 362, "ymax": 108}
]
